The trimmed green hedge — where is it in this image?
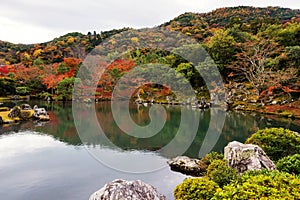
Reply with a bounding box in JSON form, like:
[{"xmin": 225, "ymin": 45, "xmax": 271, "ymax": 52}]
[
  {"xmin": 245, "ymin": 128, "xmax": 300, "ymax": 161},
  {"xmin": 206, "ymin": 159, "xmax": 238, "ymax": 187},
  {"xmin": 276, "ymin": 154, "xmax": 300, "ymax": 175},
  {"xmin": 213, "ymin": 170, "xmax": 300, "ymax": 199},
  {"xmin": 174, "ymin": 178, "xmax": 219, "ymax": 200},
  {"xmin": 174, "ymin": 170, "xmax": 300, "ymax": 200},
  {"xmin": 198, "ymin": 152, "xmax": 224, "ymax": 175}
]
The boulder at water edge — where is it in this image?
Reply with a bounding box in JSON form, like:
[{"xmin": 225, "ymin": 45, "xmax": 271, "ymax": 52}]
[
  {"xmin": 8, "ymin": 106, "xmax": 21, "ymax": 118},
  {"xmin": 89, "ymin": 179, "xmax": 165, "ymax": 200},
  {"xmin": 224, "ymin": 141, "xmax": 276, "ymax": 174},
  {"xmin": 167, "ymin": 156, "xmax": 205, "ymax": 176}
]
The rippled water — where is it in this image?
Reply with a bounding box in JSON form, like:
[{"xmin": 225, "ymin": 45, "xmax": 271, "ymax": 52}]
[{"xmin": 0, "ymin": 101, "xmax": 299, "ymax": 200}]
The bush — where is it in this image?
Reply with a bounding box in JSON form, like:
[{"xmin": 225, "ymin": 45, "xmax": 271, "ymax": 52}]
[
  {"xmin": 213, "ymin": 170, "xmax": 300, "ymax": 199},
  {"xmin": 245, "ymin": 128, "xmax": 300, "ymax": 161},
  {"xmin": 276, "ymin": 154, "xmax": 300, "ymax": 175},
  {"xmin": 200, "ymin": 152, "xmax": 224, "ymax": 164},
  {"xmin": 38, "ymin": 92, "xmax": 52, "ymax": 100},
  {"xmin": 198, "ymin": 152, "xmax": 224, "ymax": 174},
  {"xmin": 206, "ymin": 159, "xmax": 238, "ymax": 187},
  {"xmin": 57, "ymin": 62, "xmax": 69, "ymax": 73},
  {"xmin": 16, "ymin": 86, "xmax": 30, "ymax": 95},
  {"xmin": 33, "ymin": 58, "xmax": 44, "ymax": 67},
  {"xmin": 174, "ymin": 178, "xmax": 219, "ymax": 200},
  {"xmin": 0, "ymin": 77, "xmax": 16, "ymax": 95}
]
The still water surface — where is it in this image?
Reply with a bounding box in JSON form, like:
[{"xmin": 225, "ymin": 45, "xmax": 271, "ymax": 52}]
[{"xmin": 0, "ymin": 101, "xmax": 299, "ymax": 200}]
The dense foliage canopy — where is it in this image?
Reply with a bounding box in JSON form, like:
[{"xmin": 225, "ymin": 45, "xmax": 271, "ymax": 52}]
[{"xmin": 0, "ymin": 6, "xmax": 299, "ymax": 102}]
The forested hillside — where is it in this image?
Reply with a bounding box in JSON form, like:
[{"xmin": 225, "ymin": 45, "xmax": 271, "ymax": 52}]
[{"xmin": 0, "ymin": 6, "xmax": 299, "ymax": 116}]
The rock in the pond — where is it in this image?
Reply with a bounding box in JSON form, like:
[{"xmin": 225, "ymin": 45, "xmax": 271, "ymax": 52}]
[
  {"xmin": 89, "ymin": 179, "xmax": 165, "ymax": 200},
  {"xmin": 271, "ymin": 100, "xmax": 278, "ymax": 105},
  {"xmin": 167, "ymin": 156, "xmax": 204, "ymax": 176},
  {"xmin": 34, "ymin": 108, "xmax": 47, "ymax": 116},
  {"xmin": 8, "ymin": 106, "xmax": 21, "ymax": 118},
  {"xmin": 20, "ymin": 110, "xmax": 32, "ymax": 120},
  {"xmin": 21, "ymin": 104, "xmax": 32, "ymax": 110},
  {"xmin": 224, "ymin": 141, "xmax": 276, "ymax": 174}
]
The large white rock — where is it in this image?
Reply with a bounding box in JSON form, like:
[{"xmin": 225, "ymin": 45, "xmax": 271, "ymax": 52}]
[
  {"xmin": 89, "ymin": 179, "xmax": 165, "ymax": 200},
  {"xmin": 224, "ymin": 141, "xmax": 276, "ymax": 173}
]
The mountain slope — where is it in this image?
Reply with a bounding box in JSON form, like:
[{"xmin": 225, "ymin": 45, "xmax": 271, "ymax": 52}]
[
  {"xmin": 1, "ymin": 6, "xmax": 299, "ymax": 65},
  {"xmin": 161, "ymin": 6, "xmax": 300, "ymax": 41}
]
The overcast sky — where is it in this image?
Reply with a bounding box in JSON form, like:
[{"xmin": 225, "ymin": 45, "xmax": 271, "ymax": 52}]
[{"xmin": 0, "ymin": 0, "xmax": 299, "ymax": 44}]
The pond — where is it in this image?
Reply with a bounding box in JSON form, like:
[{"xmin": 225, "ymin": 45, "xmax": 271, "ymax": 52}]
[{"xmin": 0, "ymin": 101, "xmax": 299, "ymax": 200}]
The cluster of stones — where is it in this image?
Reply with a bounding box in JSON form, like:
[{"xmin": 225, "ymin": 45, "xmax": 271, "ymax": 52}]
[{"xmin": 89, "ymin": 141, "xmax": 279, "ymax": 199}]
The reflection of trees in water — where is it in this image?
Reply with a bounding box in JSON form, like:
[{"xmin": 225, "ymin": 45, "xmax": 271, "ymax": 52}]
[
  {"xmin": 34, "ymin": 101, "xmax": 82, "ymax": 145},
  {"xmin": 210, "ymin": 111, "xmax": 300, "ymax": 154},
  {"xmin": 2, "ymin": 101, "xmax": 299, "ymax": 158},
  {"xmin": 210, "ymin": 111, "xmax": 259, "ymax": 154},
  {"xmin": 97, "ymin": 103, "xmax": 181, "ymax": 151},
  {"xmin": 94, "ymin": 105, "xmax": 261, "ymax": 158},
  {"xmin": 0, "ymin": 121, "xmax": 31, "ymax": 134}
]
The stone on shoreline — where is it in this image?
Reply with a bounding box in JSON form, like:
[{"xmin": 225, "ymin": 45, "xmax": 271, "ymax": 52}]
[
  {"xmin": 0, "ymin": 104, "xmax": 50, "ymax": 124},
  {"xmin": 89, "ymin": 179, "xmax": 165, "ymax": 200},
  {"xmin": 167, "ymin": 156, "xmax": 205, "ymax": 176},
  {"xmin": 8, "ymin": 106, "xmax": 21, "ymax": 118},
  {"xmin": 224, "ymin": 141, "xmax": 276, "ymax": 174}
]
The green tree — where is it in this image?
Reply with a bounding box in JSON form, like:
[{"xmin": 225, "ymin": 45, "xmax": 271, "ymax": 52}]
[
  {"xmin": 16, "ymin": 86, "xmax": 30, "ymax": 95},
  {"xmin": 33, "ymin": 58, "xmax": 45, "ymax": 68},
  {"xmin": 176, "ymin": 63, "xmax": 193, "ymax": 80},
  {"xmin": 207, "ymin": 29, "xmax": 237, "ymax": 71},
  {"xmin": 110, "ymin": 67, "xmax": 123, "ymax": 84},
  {"xmin": 227, "ymin": 25, "xmax": 253, "ymax": 43},
  {"xmin": 276, "ymin": 23, "xmax": 300, "ymax": 46},
  {"xmin": 57, "ymin": 77, "xmax": 75, "ymax": 100},
  {"xmin": 57, "ymin": 62, "xmax": 69, "ymax": 74},
  {"xmin": 286, "ymin": 46, "xmax": 300, "ymax": 66},
  {"xmin": 0, "ymin": 78, "xmax": 16, "ymax": 96}
]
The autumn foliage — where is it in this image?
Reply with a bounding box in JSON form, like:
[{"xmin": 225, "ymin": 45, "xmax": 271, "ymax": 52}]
[
  {"xmin": 0, "ymin": 66, "xmax": 9, "ymax": 77},
  {"xmin": 97, "ymin": 58, "xmax": 136, "ymax": 99},
  {"xmin": 0, "ymin": 6, "xmax": 298, "ymax": 104}
]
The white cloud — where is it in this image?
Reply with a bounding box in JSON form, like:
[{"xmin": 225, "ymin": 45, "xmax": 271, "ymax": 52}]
[
  {"xmin": 0, "ymin": 132, "xmax": 65, "ymax": 160},
  {"xmin": 0, "ymin": 0, "xmax": 299, "ymax": 44},
  {"xmin": 0, "ymin": 16, "xmax": 57, "ymax": 44}
]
